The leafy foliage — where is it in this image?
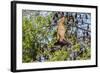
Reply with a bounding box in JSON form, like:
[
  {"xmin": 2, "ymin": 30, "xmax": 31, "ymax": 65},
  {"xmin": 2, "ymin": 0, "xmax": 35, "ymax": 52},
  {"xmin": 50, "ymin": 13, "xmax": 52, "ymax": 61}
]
[{"xmin": 22, "ymin": 10, "xmax": 91, "ymax": 63}]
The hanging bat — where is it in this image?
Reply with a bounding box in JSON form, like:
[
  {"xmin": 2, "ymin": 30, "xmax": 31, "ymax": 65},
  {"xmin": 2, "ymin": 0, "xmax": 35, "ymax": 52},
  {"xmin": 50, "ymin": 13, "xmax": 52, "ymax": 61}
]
[{"xmin": 57, "ymin": 16, "xmax": 66, "ymax": 42}]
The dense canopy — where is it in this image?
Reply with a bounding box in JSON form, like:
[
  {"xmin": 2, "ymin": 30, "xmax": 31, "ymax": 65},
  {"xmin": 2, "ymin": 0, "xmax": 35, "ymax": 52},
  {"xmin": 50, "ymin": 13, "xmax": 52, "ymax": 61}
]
[{"xmin": 22, "ymin": 10, "xmax": 91, "ymax": 63}]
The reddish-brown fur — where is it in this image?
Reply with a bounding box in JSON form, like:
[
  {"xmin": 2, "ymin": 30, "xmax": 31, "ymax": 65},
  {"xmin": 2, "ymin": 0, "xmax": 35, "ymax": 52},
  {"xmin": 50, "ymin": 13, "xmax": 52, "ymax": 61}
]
[{"xmin": 57, "ymin": 17, "xmax": 66, "ymax": 41}]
